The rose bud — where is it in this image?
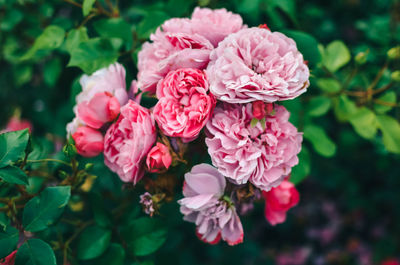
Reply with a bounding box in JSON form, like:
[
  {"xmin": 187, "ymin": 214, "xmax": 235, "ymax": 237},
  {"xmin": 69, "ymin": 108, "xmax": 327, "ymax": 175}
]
[
  {"xmin": 146, "ymin": 143, "xmax": 172, "ymax": 173},
  {"xmin": 77, "ymin": 92, "xmax": 120, "ymax": 129},
  {"xmin": 252, "ymin": 101, "xmax": 267, "ymax": 119},
  {"xmin": 72, "ymin": 126, "xmax": 104, "ymax": 157},
  {"xmin": 262, "ymin": 180, "xmax": 300, "ymax": 225},
  {"xmin": 3, "ymin": 117, "xmax": 33, "ymax": 133}
]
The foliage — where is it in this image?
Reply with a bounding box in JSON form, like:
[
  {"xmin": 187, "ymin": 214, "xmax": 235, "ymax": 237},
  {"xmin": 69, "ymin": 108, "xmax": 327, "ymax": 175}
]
[{"xmin": 0, "ymin": 0, "xmax": 399, "ymax": 264}]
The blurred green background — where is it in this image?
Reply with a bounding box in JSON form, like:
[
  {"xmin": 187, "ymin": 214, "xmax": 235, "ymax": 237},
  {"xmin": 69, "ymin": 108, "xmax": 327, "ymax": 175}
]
[{"xmin": 1, "ymin": 0, "xmax": 399, "ymax": 264}]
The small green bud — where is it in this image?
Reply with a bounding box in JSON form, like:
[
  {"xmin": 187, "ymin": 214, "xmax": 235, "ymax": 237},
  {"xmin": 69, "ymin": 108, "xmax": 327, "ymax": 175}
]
[
  {"xmin": 84, "ymin": 163, "xmax": 94, "ymax": 171},
  {"xmin": 59, "ymin": 170, "xmax": 68, "ymax": 178},
  {"xmin": 355, "ymin": 52, "xmax": 367, "ymax": 65},
  {"xmin": 63, "ymin": 143, "xmax": 77, "ymax": 158},
  {"xmin": 391, "ymin": 71, "xmax": 400, "ymax": 82},
  {"xmin": 387, "ymin": 46, "xmax": 400, "ymax": 60}
]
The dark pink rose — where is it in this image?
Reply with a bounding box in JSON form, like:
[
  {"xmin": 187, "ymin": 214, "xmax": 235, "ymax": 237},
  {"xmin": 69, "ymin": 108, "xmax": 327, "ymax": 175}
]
[
  {"xmin": 146, "ymin": 142, "xmax": 172, "ymax": 173},
  {"xmin": 104, "ymin": 100, "xmax": 156, "ymax": 184},
  {"xmin": 72, "ymin": 126, "xmax": 104, "ymax": 157},
  {"xmin": 381, "ymin": 259, "xmax": 400, "ymax": 265},
  {"xmin": 3, "ymin": 117, "xmax": 33, "ymax": 133},
  {"xmin": 263, "ymin": 180, "xmax": 300, "ymax": 225},
  {"xmin": 0, "ymin": 250, "xmax": 16, "ymax": 265},
  {"xmin": 154, "ymin": 68, "xmax": 216, "ymax": 142},
  {"xmin": 77, "ymin": 92, "xmax": 120, "ymax": 129}
]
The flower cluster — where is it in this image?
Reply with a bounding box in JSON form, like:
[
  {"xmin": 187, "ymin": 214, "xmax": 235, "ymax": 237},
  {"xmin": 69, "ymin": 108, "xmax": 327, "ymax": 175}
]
[{"xmin": 67, "ymin": 7, "xmax": 309, "ymax": 246}]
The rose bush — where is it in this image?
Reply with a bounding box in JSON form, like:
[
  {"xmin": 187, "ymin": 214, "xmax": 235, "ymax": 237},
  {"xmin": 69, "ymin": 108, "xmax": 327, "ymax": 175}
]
[{"xmin": 1, "ymin": 0, "xmax": 399, "ymax": 265}]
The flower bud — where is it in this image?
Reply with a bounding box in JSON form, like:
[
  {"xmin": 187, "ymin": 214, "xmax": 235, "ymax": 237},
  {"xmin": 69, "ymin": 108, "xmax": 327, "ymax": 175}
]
[
  {"xmin": 72, "ymin": 126, "xmax": 104, "ymax": 157},
  {"xmin": 355, "ymin": 51, "xmax": 367, "ymax": 65},
  {"xmin": 387, "ymin": 46, "xmax": 400, "ymax": 60},
  {"xmin": 63, "ymin": 142, "xmax": 77, "ymax": 159},
  {"xmin": 252, "ymin": 101, "xmax": 267, "ymax": 119},
  {"xmin": 392, "ymin": 71, "xmax": 400, "ymax": 82},
  {"xmin": 146, "ymin": 143, "xmax": 172, "ymax": 173}
]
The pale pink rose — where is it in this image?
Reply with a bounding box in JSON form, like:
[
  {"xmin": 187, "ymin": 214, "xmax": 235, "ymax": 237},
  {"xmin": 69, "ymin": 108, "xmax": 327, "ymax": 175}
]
[
  {"xmin": 77, "ymin": 92, "xmax": 120, "ymax": 129},
  {"xmin": 207, "ymin": 27, "xmax": 309, "ymax": 103},
  {"xmin": 104, "ymin": 100, "xmax": 156, "ymax": 184},
  {"xmin": 178, "ymin": 164, "xmax": 244, "ymax": 246},
  {"xmin": 206, "ymin": 103, "xmax": 302, "ymax": 191},
  {"xmin": 67, "ymin": 63, "xmax": 128, "ymax": 136},
  {"xmin": 77, "ymin": 63, "xmax": 128, "ymax": 105},
  {"xmin": 72, "ymin": 126, "xmax": 104, "ymax": 157},
  {"xmin": 3, "ymin": 117, "xmax": 33, "ymax": 133},
  {"xmin": 0, "ymin": 250, "xmax": 17, "ymax": 265},
  {"xmin": 191, "ymin": 7, "xmax": 244, "ymax": 47},
  {"xmin": 146, "ymin": 142, "xmax": 172, "ymax": 173},
  {"xmin": 137, "ymin": 24, "xmax": 213, "ymax": 94},
  {"xmin": 262, "ymin": 180, "xmax": 300, "ymax": 225},
  {"xmin": 153, "ymin": 68, "xmax": 216, "ymax": 142}
]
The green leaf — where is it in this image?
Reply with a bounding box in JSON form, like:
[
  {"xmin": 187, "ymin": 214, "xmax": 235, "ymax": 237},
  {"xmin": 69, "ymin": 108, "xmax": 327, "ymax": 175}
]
[
  {"xmin": 376, "ymin": 115, "xmax": 400, "ymax": 153},
  {"xmin": 23, "ymin": 186, "xmax": 71, "ymax": 232},
  {"xmin": 90, "ymin": 193, "xmax": 112, "ymax": 228},
  {"xmin": 137, "ymin": 11, "xmax": 170, "ymax": 39},
  {"xmin": 374, "ymin": 91, "xmax": 396, "ymax": 114},
  {"xmin": 83, "ymin": 0, "xmax": 96, "ymax": 16},
  {"xmin": 65, "ymin": 27, "xmax": 89, "ymax": 53},
  {"xmin": 348, "ymin": 107, "xmax": 378, "ymax": 139},
  {"xmin": 93, "ymin": 18, "xmax": 133, "ymax": 49},
  {"xmin": 0, "ymin": 9, "xmax": 23, "ymax": 31},
  {"xmin": 282, "ymin": 30, "xmax": 321, "ymax": 67},
  {"xmin": 166, "ymin": 0, "xmax": 193, "ymax": 17},
  {"xmin": 15, "ymin": 239, "xmax": 56, "ymax": 265},
  {"xmin": 0, "ymin": 166, "xmax": 28, "ymax": 185},
  {"xmin": 323, "ymin": 40, "xmax": 351, "ymax": 73},
  {"xmin": 333, "ymin": 94, "xmax": 358, "ymax": 122},
  {"xmin": 290, "ymin": 146, "xmax": 311, "ymax": 185},
  {"xmin": 67, "ymin": 38, "xmax": 120, "ymax": 74},
  {"xmin": 21, "ymin": 25, "xmax": 65, "ymax": 61},
  {"xmin": 93, "ymin": 243, "xmax": 125, "ymax": 265},
  {"xmin": 122, "ymin": 217, "xmax": 167, "ymax": 256},
  {"xmin": 43, "ymin": 58, "xmax": 62, "ymax": 87},
  {"xmin": 77, "ymin": 225, "xmax": 112, "ymax": 260},
  {"xmin": 304, "ymin": 124, "xmax": 336, "ymax": 157},
  {"xmin": 0, "ymin": 129, "xmax": 29, "ymax": 168},
  {"xmin": 306, "ymin": 96, "xmax": 331, "ymax": 117},
  {"xmin": 0, "ymin": 226, "xmax": 19, "ymax": 259},
  {"xmin": 250, "ymin": 118, "xmax": 259, "ymax": 127},
  {"xmin": 316, "ymin": 78, "xmax": 342, "ymax": 93}
]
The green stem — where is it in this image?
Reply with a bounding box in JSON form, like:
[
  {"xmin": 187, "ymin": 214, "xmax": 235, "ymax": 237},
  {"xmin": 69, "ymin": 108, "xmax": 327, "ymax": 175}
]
[{"xmin": 26, "ymin": 159, "xmax": 71, "ymax": 167}]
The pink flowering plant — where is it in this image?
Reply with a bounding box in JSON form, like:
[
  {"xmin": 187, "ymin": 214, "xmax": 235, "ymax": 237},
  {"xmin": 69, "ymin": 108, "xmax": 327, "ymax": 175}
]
[{"xmin": 1, "ymin": 1, "xmax": 400, "ymax": 265}]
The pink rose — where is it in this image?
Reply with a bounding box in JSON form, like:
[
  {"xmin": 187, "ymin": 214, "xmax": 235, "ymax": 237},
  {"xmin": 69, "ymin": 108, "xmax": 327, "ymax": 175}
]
[
  {"xmin": 104, "ymin": 100, "xmax": 156, "ymax": 184},
  {"xmin": 67, "ymin": 63, "xmax": 128, "ymax": 136},
  {"xmin": 72, "ymin": 126, "xmax": 104, "ymax": 157},
  {"xmin": 77, "ymin": 92, "xmax": 120, "ymax": 129},
  {"xmin": 0, "ymin": 250, "xmax": 16, "ymax": 265},
  {"xmin": 207, "ymin": 27, "xmax": 310, "ymax": 103},
  {"xmin": 191, "ymin": 7, "xmax": 245, "ymax": 47},
  {"xmin": 137, "ymin": 27, "xmax": 213, "ymax": 94},
  {"xmin": 146, "ymin": 143, "xmax": 172, "ymax": 173},
  {"xmin": 153, "ymin": 68, "xmax": 216, "ymax": 142},
  {"xmin": 206, "ymin": 103, "xmax": 302, "ymax": 191},
  {"xmin": 262, "ymin": 180, "xmax": 300, "ymax": 225},
  {"xmin": 178, "ymin": 164, "xmax": 244, "ymax": 246},
  {"xmin": 3, "ymin": 117, "xmax": 33, "ymax": 133},
  {"xmin": 77, "ymin": 63, "xmax": 128, "ymax": 105}
]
